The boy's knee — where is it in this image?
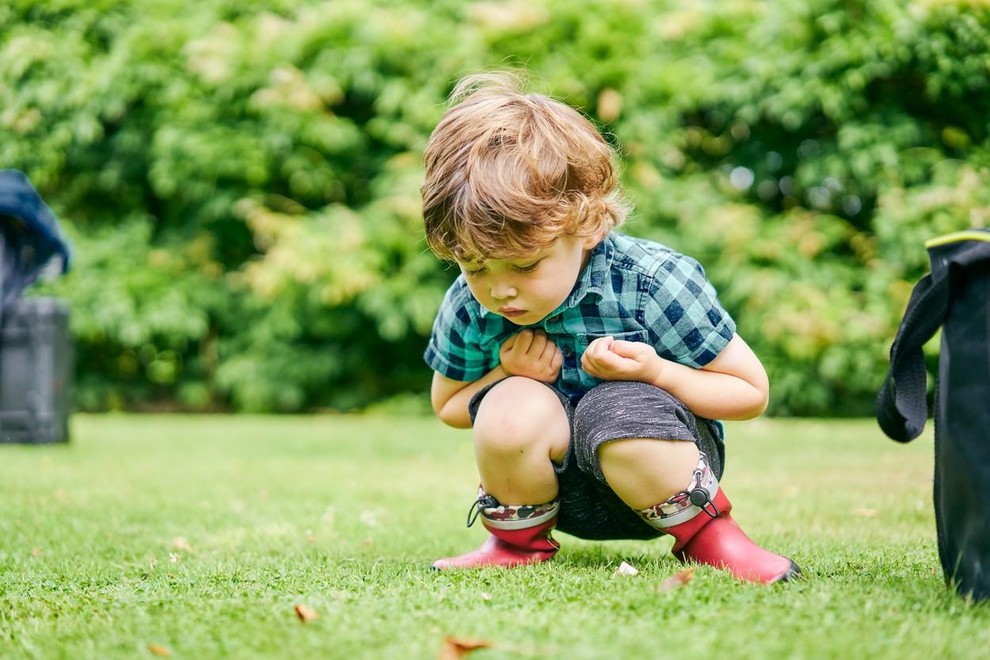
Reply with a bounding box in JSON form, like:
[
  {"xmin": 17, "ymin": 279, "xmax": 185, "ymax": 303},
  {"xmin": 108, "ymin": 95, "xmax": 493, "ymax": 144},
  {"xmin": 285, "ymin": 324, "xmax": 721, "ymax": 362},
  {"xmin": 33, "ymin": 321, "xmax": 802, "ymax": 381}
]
[{"xmin": 473, "ymin": 377, "xmax": 568, "ymax": 455}]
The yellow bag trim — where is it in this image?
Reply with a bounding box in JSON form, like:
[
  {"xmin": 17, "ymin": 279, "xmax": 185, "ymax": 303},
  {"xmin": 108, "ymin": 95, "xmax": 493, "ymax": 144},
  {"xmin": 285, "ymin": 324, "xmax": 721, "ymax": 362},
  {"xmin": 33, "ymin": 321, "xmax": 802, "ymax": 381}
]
[{"xmin": 925, "ymin": 230, "xmax": 990, "ymax": 249}]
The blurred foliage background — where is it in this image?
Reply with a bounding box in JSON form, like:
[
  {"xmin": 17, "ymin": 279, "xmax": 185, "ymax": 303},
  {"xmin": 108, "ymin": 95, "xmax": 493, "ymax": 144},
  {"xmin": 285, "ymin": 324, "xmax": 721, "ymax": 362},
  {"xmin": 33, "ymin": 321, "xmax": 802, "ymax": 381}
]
[{"xmin": 2, "ymin": 0, "xmax": 988, "ymax": 416}]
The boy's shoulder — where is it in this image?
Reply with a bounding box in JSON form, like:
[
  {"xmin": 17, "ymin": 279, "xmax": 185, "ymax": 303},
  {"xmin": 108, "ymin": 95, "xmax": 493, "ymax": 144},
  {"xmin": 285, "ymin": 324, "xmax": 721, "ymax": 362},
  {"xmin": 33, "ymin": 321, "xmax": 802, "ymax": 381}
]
[
  {"xmin": 604, "ymin": 232, "xmax": 714, "ymax": 299},
  {"xmin": 607, "ymin": 232, "xmax": 682, "ymax": 275}
]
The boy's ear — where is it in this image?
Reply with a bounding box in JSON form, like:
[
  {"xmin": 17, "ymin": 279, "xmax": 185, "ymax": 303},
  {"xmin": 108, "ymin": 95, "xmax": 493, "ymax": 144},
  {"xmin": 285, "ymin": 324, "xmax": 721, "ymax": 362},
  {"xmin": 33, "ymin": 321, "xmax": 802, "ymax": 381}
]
[{"xmin": 580, "ymin": 230, "xmax": 606, "ymax": 250}]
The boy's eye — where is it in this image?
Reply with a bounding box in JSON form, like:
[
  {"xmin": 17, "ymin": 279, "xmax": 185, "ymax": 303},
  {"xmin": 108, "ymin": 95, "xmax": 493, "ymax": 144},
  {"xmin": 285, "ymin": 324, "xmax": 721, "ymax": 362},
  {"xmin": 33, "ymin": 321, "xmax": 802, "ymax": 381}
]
[
  {"xmin": 463, "ymin": 266, "xmax": 487, "ymax": 277},
  {"xmin": 513, "ymin": 261, "xmax": 541, "ymax": 273}
]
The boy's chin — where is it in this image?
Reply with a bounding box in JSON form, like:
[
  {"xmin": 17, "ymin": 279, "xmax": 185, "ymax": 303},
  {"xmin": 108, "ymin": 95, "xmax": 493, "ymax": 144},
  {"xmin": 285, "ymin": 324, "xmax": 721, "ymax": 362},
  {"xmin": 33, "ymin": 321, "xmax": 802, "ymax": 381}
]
[{"xmin": 496, "ymin": 311, "xmax": 538, "ymax": 326}]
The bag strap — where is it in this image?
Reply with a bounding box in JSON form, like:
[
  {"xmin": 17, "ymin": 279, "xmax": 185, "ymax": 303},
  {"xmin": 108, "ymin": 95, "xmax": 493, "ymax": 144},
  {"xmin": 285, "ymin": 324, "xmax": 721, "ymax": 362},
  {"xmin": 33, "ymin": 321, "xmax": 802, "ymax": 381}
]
[
  {"xmin": 876, "ymin": 269, "xmax": 948, "ymax": 442},
  {"xmin": 876, "ymin": 231, "xmax": 990, "ymax": 442}
]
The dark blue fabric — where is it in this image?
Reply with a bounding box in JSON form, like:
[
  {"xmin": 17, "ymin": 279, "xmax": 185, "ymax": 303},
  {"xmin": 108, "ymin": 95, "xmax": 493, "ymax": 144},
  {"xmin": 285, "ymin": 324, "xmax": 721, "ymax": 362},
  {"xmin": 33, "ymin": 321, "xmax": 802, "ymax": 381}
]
[{"xmin": 0, "ymin": 170, "xmax": 71, "ymax": 311}]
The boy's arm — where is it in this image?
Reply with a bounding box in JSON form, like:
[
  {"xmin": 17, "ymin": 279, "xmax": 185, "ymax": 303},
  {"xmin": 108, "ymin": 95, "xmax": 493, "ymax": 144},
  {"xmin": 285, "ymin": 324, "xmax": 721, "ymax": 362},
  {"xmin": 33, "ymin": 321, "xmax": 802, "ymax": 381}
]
[
  {"xmin": 581, "ymin": 333, "xmax": 769, "ymax": 420},
  {"xmin": 431, "ymin": 367, "xmax": 508, "ymax": 429}
]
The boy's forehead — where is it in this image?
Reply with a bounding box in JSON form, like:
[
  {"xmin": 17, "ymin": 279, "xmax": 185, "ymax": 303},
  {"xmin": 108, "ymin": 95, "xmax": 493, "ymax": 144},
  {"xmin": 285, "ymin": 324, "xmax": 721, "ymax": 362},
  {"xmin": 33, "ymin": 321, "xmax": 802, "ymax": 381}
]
[{"xmin": 457, "ymin": 244, "xmax": 551, "ymax": 266}]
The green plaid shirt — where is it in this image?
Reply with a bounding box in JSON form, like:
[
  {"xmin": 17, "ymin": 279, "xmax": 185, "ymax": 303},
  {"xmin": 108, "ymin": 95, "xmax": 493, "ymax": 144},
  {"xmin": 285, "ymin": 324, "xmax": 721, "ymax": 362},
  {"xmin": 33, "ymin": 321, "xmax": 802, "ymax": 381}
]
[{"xmin": 424, "ymin": 232, "xmax": 736, "ymax": 403}]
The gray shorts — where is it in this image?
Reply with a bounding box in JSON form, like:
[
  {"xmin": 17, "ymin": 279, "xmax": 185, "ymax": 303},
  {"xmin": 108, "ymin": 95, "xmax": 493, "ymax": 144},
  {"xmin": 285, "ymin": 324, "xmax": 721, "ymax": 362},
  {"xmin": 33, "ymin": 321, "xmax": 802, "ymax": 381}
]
[{"xmin": 469, "ymin": 380, "xmax": 725, "ymax": 541}]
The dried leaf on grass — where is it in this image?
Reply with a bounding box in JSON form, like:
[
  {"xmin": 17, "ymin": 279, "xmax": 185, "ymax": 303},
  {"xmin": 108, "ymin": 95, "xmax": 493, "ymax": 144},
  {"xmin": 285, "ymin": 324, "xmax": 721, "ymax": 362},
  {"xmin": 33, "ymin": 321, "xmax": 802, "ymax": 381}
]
[
  {"xmin": 614, "ymin": 561, "xmax": 639, "ymax": 577},
  {"xmin": 294, "ymin": 604, "xmax": 319, "ymax": 622},
  {"xmin": 439, "ymin": 636, "xmax": 493, "ymax": 659},
  {"xmin": 147, "ymin": 643, "xmax": 171, "ymax": 656},
  {"xmin": 170, "ymin": 536, "xmax": 194, "ymax": 553},
  {"xmin": 656, "ymin": 567, "xmax": 695, "ymax": 592}
]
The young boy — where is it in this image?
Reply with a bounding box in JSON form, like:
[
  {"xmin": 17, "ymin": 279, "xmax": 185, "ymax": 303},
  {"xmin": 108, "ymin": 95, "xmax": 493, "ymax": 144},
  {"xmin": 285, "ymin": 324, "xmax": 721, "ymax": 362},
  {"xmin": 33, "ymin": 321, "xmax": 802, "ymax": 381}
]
[{"xmin": 420, "ymin": 71, "xmax": 800, "ymax": 584}]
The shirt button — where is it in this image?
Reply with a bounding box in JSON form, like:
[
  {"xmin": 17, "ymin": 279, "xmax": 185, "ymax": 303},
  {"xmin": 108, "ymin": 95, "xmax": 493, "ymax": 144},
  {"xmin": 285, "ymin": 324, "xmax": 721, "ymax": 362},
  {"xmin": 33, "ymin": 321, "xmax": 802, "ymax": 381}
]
[{"xmin": 561, "ymin": 346, "xmax": 574, "ymax": 357}]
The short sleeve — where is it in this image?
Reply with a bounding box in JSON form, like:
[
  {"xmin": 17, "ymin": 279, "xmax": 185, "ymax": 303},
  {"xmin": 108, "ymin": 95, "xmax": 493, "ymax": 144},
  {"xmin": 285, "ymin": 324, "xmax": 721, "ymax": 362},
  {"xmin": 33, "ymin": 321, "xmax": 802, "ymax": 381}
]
[
  {"xmin": 642, "ymin": 253, "xmax": 736, "ymax": 367},
  {"xmin": 423, "ymin": 279, "xmax": 491, "ymax": 383}
]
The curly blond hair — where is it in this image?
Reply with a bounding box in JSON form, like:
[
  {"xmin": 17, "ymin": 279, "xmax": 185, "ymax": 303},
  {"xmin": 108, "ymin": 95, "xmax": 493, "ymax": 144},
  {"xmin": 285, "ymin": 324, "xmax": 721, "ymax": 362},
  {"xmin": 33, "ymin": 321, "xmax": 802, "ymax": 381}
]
[{"xmin": 421, "ymin": 71, "xmax": 629, "ymax": 262}]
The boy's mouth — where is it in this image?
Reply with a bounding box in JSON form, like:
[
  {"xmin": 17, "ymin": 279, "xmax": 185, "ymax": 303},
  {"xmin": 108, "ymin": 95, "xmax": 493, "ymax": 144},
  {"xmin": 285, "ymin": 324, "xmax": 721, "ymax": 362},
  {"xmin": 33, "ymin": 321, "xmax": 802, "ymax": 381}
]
[{"xmin": 499, "ymin": 307, "xmax": 526, "ymax": 319}]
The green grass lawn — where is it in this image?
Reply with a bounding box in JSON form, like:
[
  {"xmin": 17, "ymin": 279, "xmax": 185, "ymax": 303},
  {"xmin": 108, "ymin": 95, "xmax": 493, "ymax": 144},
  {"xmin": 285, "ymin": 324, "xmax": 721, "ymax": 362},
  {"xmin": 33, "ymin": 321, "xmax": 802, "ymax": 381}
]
[{"xmin": 1, "ymin": 414, "xmax": 988, "ymax": 659}]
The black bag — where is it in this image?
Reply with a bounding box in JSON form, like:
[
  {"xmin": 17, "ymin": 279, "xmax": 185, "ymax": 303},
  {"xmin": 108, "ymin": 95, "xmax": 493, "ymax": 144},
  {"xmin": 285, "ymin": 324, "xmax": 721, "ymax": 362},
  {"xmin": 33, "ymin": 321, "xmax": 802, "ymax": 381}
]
[{"xmin": 877, "ymin": 229, "xmax": 990, "ymax": 601}]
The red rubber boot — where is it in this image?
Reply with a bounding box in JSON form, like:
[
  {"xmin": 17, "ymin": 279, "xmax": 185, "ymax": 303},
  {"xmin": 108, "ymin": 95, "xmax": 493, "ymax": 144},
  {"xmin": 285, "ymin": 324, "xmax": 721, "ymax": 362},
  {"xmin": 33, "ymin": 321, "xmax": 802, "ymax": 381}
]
[
  {"xmin": 431, "ymin": 494, "xmax": 560, "ymax": 570},
  {"xmin": 639, "ymin": 452, "xmax": 800, "ymax": 584},
  {"xmin": 662, "ymin": 487, "xmax": 800, "ymax": 584}
]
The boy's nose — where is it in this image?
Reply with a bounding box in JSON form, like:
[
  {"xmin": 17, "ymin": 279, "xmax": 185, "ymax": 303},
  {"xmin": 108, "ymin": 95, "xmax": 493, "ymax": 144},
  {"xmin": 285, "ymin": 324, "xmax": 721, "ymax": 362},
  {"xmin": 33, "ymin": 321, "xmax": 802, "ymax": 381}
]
[{"xmin": 490, "ymin": 281, "xmax": 517, "ymax": 300}]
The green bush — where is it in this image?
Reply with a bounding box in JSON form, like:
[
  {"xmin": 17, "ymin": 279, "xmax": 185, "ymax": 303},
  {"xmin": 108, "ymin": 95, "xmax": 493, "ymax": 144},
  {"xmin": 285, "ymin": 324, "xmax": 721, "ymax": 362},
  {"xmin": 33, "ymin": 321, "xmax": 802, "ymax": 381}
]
[{"xmin": 2, "ymin": 0, "xmax": 987, "ymax": 414}]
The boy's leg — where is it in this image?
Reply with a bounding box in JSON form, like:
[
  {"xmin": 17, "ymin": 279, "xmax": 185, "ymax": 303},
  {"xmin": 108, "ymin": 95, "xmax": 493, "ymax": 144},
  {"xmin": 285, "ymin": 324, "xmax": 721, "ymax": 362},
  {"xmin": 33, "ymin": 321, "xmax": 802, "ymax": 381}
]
[
  {"xmin": 432, "ymin": 376, "xmax": 570, "ymax": 570},
  {"xmin": 472, "ymin": 376, "xmax": 570, "ymax": 504},
  {"xmin": 620, "ymin": 447, "xmax": 798, "ymax": 583},
  {"xmin": 574, "ymin": 381, "xmax": 800, "ymax": 584},
  {"xmin": 594, "ymin": 436, "xmax": 702, "ymax": 509}
]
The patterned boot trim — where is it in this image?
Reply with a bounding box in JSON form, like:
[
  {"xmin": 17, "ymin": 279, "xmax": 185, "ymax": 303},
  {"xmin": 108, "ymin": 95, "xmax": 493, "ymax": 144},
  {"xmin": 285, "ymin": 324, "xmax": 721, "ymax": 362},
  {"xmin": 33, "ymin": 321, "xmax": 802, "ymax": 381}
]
[
  {"xmin": 638, "ymin": 452, "xmax": 720, "ymax": 529},
  {"xmin": 466, "ymin": 487, "xmax": 560, "ymax": 531}
]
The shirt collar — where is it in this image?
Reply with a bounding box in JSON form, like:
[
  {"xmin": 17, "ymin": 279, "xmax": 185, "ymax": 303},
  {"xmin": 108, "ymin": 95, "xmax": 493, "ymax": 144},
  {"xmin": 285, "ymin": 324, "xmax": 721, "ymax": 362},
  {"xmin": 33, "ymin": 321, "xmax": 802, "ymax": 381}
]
[{"xmin": 567, "ymin": 234, "xmax": 613, "ymax": 307}]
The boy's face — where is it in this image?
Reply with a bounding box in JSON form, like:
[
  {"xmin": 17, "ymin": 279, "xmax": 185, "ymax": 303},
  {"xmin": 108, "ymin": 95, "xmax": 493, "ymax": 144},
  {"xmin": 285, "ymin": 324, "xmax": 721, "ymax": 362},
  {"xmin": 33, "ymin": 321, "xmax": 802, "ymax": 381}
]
[{"xmin": 458, "ymin": 235, "xmax": 599, "ymax": 326}]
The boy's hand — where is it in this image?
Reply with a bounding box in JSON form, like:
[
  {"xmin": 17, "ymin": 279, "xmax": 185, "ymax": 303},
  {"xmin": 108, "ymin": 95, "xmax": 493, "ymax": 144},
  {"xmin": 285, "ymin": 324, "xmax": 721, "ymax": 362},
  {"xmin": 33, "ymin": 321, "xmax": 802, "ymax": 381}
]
[
  {"xmin": 499, "ymin": 329, "xmax": 562, "ymax": 383},
  {"xmin": 582, "ymin": 336, "xmax": 664, "ymax": 385}
]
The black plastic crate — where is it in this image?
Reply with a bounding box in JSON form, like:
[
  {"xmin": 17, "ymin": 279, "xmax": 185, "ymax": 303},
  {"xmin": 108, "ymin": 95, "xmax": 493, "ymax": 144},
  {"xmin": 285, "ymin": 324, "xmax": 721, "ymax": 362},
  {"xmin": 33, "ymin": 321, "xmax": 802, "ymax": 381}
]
[{"xmin": 0, "ymin": 297, "xmax": 72, "ymax": 443}]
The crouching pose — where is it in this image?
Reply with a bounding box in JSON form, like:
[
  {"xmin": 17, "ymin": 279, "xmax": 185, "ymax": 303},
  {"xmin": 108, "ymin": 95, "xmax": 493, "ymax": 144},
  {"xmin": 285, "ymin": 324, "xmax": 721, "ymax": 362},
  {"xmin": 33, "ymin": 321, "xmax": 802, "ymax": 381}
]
[{"xmin": 420, "ymin": 71, "xmax": 800, "ymax": 584}]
